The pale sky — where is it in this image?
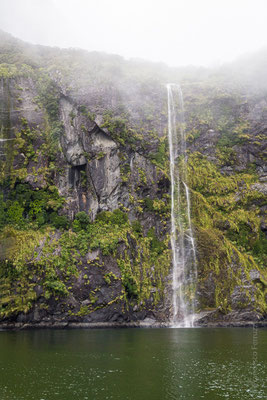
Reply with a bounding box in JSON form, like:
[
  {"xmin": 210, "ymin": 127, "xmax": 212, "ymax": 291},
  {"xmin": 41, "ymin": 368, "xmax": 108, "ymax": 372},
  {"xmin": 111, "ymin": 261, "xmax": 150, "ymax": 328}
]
[{"xmin": 0, "ymin": 0, "xmax": 267, "ymax": 67}]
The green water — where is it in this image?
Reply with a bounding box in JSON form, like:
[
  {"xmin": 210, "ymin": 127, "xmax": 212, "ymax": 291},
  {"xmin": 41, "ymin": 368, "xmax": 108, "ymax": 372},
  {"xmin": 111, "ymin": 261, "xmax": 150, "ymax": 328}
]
[{"xmin": 0, "ymin": 328, "xmax": 266, "ymax": 400}]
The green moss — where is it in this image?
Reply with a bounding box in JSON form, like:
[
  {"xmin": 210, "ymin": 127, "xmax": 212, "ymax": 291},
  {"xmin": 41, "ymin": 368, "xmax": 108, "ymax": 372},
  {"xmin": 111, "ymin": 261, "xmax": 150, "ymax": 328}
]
[
  {"xmin": 187, "ymin": 152, "xmax": 267, "ymax": 313},
  {"xmin": 0, "ymin": 207, "xmax": 171, "ymax": 319}
]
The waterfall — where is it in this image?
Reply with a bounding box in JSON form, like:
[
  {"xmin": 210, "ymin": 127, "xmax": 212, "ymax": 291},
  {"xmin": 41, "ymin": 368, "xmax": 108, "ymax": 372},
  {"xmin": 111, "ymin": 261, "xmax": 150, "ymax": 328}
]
[
  {"xmin": 0, "ymin": 138, "xmax": 14, "ymax": 157},
  {"xmin": 167, "ymin": 83, "xmax": 197, "ymax": 328}
]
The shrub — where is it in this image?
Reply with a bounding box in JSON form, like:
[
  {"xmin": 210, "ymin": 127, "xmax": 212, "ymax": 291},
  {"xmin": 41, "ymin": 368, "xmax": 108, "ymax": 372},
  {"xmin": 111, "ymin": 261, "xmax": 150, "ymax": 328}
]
[
  {"xmin": 44, "ymin": 280, "xmax": 68, "ymax": 296},
  {"xmin": 147, "ymin": 227, "xmax": 165, "ymax": 256},
  {"xmin": 131, "ymin": 220, "xmax": 142, "ymax": 237},
  {"xmin": 95, "ymin": 211, "xmax": 112, "ymax": 224},
  {"xmin": 110, "ymin": 209, "xmax": 128, "ymax": 225},
  {"xmin": 0, "ymin": 194, "xmax": 6, "ymax": 228},
  {"xmin": 95, "ymin": 209, "xmax": 128, "ymax": 226},
  {"xmin": 123, "ymin": 275, "xmax": 138, "ymax": 299},
  {"xmin": 6, "ymin": 201, "xmax": 24, "ymax": 225},
  {"xmin": 72, "ymin": 211, "xmax": 90, "ymax": 232},
  {"xmin": 49, "ymin": 212, "xmax": 70, "ymax": 229},
  {"xmin": 144, "ymin": 198, "xmax": 154, "ymax": 211}
]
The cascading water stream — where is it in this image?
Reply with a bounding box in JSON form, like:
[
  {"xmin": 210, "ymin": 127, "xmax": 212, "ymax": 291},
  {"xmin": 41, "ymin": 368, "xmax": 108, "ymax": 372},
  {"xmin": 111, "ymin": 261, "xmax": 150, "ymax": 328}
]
[
  {"xmin": 167, "ymin": 83, "xmax": 197, "ymax": 328},
  {"xmin": 0, "ymin": 138, "xmax": 14, "ymax": 157}
]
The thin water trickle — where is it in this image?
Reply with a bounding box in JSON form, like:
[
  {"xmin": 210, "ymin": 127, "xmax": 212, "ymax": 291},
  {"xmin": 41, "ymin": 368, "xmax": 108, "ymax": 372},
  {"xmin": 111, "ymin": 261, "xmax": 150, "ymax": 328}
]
[
  {"xmin": 167, "ymin": 83, "xmax": 197, "ymax": 328},
  {"xmin": 0, "ymin": 138, "xmax": 14, "ymax": 157},
  {"xmin": 130, "ymin": 154, "xmax": 134, "ymax": 170}
]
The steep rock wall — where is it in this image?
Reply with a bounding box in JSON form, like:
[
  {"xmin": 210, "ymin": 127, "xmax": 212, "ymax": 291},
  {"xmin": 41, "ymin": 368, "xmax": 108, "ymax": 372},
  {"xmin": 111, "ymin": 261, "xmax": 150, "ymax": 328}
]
[{"xmin": 0, "ymin": 33, "xmax": 266, "ymax": 327}]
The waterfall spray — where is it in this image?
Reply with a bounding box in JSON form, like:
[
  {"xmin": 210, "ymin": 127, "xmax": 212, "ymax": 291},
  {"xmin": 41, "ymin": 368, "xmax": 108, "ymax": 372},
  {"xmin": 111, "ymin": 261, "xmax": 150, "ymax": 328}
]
[{"xmin": 167, "ymin": 83, "xmax": 197, "ymax": 327}]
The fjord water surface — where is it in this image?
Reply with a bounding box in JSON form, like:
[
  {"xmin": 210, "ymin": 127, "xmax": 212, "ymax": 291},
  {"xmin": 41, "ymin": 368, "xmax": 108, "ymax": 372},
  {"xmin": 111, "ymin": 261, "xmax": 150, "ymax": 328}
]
[{"xmin": 0, "ymin": 328, "xmax": 266, "ymax": 400}]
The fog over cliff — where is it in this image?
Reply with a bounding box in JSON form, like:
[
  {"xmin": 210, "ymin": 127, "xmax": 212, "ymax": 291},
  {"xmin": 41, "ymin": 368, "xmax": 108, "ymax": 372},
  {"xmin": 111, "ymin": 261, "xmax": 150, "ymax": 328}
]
[{"xmin": 1, "ymin": 0, "xmax": 267, "ymax": 67}]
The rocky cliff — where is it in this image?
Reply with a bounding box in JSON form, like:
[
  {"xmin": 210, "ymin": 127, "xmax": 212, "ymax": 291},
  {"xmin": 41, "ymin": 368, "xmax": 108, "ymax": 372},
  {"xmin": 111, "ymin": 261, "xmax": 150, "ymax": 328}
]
[{"xmin": 0, "ymin": 31, "xmax": 266, "ymax": 328}]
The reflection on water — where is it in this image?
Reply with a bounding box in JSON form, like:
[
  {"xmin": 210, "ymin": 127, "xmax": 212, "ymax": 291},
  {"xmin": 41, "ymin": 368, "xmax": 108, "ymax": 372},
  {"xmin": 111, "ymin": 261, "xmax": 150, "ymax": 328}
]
[{"xmin": 0, "ymin": 328, "xmax": 266, "ymax": 399}]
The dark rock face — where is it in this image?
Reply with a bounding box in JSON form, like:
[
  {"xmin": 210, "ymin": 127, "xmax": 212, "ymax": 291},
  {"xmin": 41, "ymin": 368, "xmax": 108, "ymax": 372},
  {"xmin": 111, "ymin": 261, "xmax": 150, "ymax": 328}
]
[
  {"xmin": 0, "ymin": 32, "xmax": 266, "ymax": 327},
  {"xmin": 56, "ymin": 97, "xmax": 122, "ymax": 219}
]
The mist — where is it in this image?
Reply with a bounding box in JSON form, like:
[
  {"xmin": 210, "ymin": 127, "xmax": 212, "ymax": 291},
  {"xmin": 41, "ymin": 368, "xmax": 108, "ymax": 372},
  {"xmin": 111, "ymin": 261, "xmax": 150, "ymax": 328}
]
[{"xmin": 1, "ymin": 0, "xmax": 267, "ymax": 67}]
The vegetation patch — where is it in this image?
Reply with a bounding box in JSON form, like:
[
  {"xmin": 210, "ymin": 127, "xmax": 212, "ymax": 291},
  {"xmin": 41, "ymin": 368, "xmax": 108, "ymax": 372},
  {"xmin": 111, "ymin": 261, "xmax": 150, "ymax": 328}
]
[{"xmin": 187, "ymin": 152, "xmax": 267, "ymax": 313}]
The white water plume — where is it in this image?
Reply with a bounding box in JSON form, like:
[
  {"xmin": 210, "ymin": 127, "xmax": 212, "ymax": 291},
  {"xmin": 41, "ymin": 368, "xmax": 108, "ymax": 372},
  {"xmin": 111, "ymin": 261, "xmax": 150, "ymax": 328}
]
[{"xmin": 167, "ymin": 83, "xmax": 197, "ymax": 328}]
